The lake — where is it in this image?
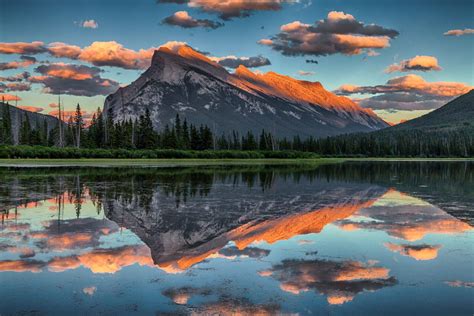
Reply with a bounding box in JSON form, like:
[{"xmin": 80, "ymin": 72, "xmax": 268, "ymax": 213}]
[{"xmin": 0, "ymin": 161, "xmax": 473, "ymax": 315}]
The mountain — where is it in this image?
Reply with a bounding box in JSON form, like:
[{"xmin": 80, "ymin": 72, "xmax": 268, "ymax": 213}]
[
  {"xmin": 0, "ymin": 102, "xmax": 61, "ymax": 145},
  {"xmin": 103, "ymin": 46, "xmax": 388, "ymax": 138},
  {"xmin": 390, "ymin": 89, "xmax": 474, "ymax": 132}
]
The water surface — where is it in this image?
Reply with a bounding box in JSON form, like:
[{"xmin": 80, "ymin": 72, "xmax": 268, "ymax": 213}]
[{"xmin": 0, "ymin": 162, "xmax": 473, "ymax": 315}]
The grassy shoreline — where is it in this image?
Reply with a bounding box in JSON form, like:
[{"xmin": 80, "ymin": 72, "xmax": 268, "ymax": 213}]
[{"xmin": 0, "ymin": 157, "xmax": 472, "ymax": 168}]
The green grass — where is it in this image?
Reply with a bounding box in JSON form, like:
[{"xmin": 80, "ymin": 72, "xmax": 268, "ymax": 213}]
[
  {"xmin": 0, "ymin": 157, "xmax": 471, "ymax": 168},
  {"xmin": 0, "ymin": 157, "xmax": 345, "ymax": 167}
]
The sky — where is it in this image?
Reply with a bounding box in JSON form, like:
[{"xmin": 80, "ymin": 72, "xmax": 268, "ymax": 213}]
[{"xmin": 0, "ymin": 0, "xmax": 473, "ymax": 124}]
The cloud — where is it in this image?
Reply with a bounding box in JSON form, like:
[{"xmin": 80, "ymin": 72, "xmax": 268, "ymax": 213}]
[
  {"xmin": 158, "ymin": 0, "xmax": 297, "ymax": 20},
  {"xmin": 218, "ymin": 246, "xmax": 270, "ymax": 259},
  {"xmin": 17, "ymin": 106, "xmax": 44, "ymax": 113},
  {"xmin": 298, "ymin": 70, "xmax": 315, "ymax": 76},
  {"xmin": 35, "ymin": 63, "xmax": 102, "ymax": 80},
  {"xmin": 162, "ymin": 11, "xmax": 223, "ymax": 29},
  {"xmin": 305, "ymin": 59, "xmax": 318, "ymax": 64},
  {"xmin": 81, "ymin": 19, "xmax": 98, "ymax": 29},
  {"xmin": 77, "ymin": 41, "xmax": 158, "ymax": 69},
  {"xmin": 47, "ymin": 42, "xmax": 82, "ymax": 59},
  {"xmin": 259, "ymin": 11, "xmax": 398, "ymax": 57},
  {"xmin": 0, "ymin": 71, "xmax": 30, "ymax": 82},
  {"xmin": 3, "ymin": 82, "xmax": 31, "ymax": 92},
  {"xmin": 443, "ymin": 28, "xmax": 474, "ymax": 36},
  {"xmin": 261, "ymin": 259, "xmax": 397, "ymax": 305},
  {"xmin": 30, "ymin": 63, "xmax": 119, "ymax": 96},
  {"xmin": 444, "ymin": 280, "xmax": 474, "ymax": 288},
  {"xmin": 385, "ymin": 55, "xmax": 441, "ymax": 73},
  {"xmin": 209, "ymin": 55, "xmax": 271, "ymax": 68},
  {"xmin": 83, "ymin": 286, "xmax": 97, "ymax": 296},
  {"xmin": 0, "ymin": 41, "xmax": 173, "ymax": 70},
  {"xmin": 162, "ymin": 287, "xmax": 211, "ymax": 305},
  {"xmin": 0, "ymin": 56, "xmax": 37, "ymax": 70},
  {"xmin": 335, "ymin": 74, "xmax": 473, "ymax": 110},
  {"xmin": 385, "ymin": 243, "xmax": 441, "ymax": 261},
  {"xmin": 0, "ymin": 41, "xmax": 47, "ymax": 55},
  {"xmin": 334, "ymin": 192, "xmax": 472, "ymax": 242},
  {"xmin": 0, "ymin": 94, "xmax": 21, "ymax": 102}
]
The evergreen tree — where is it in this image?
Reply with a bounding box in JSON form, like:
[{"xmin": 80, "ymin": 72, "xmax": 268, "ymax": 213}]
[
  {"xmin": 19, "ymin": 114, "xmax": 31, "ymax": 145},
  {"xmin": 136, "ymin": 109, "xmax": 156, "ymax": 149},
  {"xmin": 1, "ymin": 103, "xmax": 12, "ymax": 145},
  {"xmin": 74, "ymin": 103, "xmax": 84, "ymax": 148}
]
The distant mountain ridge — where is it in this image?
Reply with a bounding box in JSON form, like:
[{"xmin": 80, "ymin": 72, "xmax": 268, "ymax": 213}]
[
  {"xmin": 390, "ymin": 89, "xmax": 474, "ymax": 132},
  {"xmin": 103, "ymin": 45, "xmax": 388, "ymax": 138}
]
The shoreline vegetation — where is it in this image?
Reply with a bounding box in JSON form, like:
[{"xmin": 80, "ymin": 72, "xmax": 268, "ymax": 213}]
[{"xmin": 1, "ymin": 145, "xmax": 473, "ymax": 161}]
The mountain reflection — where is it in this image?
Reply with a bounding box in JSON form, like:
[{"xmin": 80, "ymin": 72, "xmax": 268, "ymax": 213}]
[{"xmin": 0, "ymin": 162, "xmax": 472, "ymax": 313}]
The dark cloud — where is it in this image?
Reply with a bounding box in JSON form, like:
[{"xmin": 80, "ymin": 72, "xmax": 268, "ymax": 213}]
[
  {"xmin": 157, "ymin": 0, "xmax": 294, "ymax": 20},
  {"xmin": 30, "ymin": 63, "xmax": 119, "ymax": 96},
  {"xmin": 218, "ymin": 246, "xmax": 270, "ymax": 258},
  {"xmin": 213, "ymin": 55, "xmax": 271, "ymax": 68},
  {"xmin": 0, "ymin": 71, "xmax": 30, "ymax": 82},
  {"xmin": 0, "ymin": 55, "xmax": 37, "ymax": 70},
  {"xmin": 259, "ymin": 11, "xmax": 399, "ymax": 57},
  {"xmin": 306, "ymin": 59, "xmax": 318, "ymax": 64},
  {"xmin": 162, "ymin": 11, "xmax": 223, "ymax": 29}
]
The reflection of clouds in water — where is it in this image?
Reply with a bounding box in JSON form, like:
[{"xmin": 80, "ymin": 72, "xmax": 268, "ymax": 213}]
[
  {"xmin": 444, "ymin": 280, "xmax": 474, "ymax": 288},
  {"xmin": 385, "ymin": 243, "xmax": 441, "ymax": 261},
  {"xmin": 162, "ymin": 287, "xmax": 211, "ymax": 305},
  {"xmin": 0, "ymin": 245, "xmax": 153, "ymax": 274},
  {"xmin": 335, "ymin": 191, "xmax": 472, "ymax": 241},
  {"xmin": 190, "ymin": 297, "xmax": 281, "ymax": 315},
  {"xmin": 31, "ymin": 218, "xmax": 119, "ymax": 251},
  {"xmin": 83, "ymin": 286, "xmax": 97, "ymax": 296},
  {"xmin": 260, "ymin": 259, "xmax": 397, "ymax": 305},
  {"xmin": 217, "ymin": 246, "xmax": 270, "ymax": 259}
]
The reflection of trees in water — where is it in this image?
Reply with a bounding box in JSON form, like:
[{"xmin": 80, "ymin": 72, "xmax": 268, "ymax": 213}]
[{"xmin": 0, "ymin": 162, "xmax": 472, "ymax": 222}]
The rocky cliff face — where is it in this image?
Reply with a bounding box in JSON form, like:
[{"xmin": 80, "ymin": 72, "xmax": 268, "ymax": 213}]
[{"xmin": 103, "ymin": 45, "xmax": 388, "ymax": 138}]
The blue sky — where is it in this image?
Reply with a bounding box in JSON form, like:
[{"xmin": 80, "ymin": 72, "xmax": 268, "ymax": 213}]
[{"xmin": 1, "ymin": 0, "xmax": 472, "ymax": 123}]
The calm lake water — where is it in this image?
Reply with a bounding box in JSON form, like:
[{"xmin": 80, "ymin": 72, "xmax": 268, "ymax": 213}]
[{"xmin": 0, "ymin": 162, "xmax": 473, "ymax": 315}]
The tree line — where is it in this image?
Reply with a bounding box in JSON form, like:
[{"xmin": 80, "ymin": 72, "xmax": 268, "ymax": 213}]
[{"xmin": 1, "ymin": 102, "xmax": 473, "ymax": 157}]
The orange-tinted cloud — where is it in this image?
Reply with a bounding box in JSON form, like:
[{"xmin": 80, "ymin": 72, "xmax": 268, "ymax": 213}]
[
  {"xmin": 30, "ymin": 63, "xmax": 119, "ymax": 96},
  {"xmin": 47, "ymin": 42, "xmax": 82, "ymax": 59},
  {"xmin": 0, "ymin": 94, "xmax": 21, "ymax": 101},
  {"xmin": 444, "ymin": 28, "xmax": 474, "ymax": 36},
  {"xmin": 385, "ymin": 243, "xmax": 441, "ymax": 261},
  {"xmin": 17, "ymin": 105, "xmax": 44, "ymax": 113},
  {"xmin": 259, "ymin": 11, "xmax": 398, "ymax": 56},
  {"xmin": 0, "ymin": 56, "xmax": 37, "ymax": 70},
  {"xmin": 77, "ymin": 41, "xmax": 157, "ymax": 70},
  {"xmin": 385, "ymin": 55, "xmax": 442, "ymax": 73},
  {"xmin": 0, "ymin": 41, "xmax": 47, "ymax": 54},
  {"xmin": 262, "ymin": 259, "xmax": 397, "ymax": 305},
  {"xmin": 335, "ymin": 74, "xmax": 473, "ymax": 110}
]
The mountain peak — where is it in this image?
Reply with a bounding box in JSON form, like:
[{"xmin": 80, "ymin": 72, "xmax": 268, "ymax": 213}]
[{"xmin": 104, "ymin": 44, "xmax": 388, "ymax": 138}]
